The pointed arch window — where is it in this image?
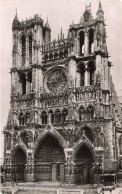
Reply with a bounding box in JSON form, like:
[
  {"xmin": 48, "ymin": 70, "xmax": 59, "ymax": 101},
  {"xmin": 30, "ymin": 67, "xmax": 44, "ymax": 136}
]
[
  {"xmin": 81, "ymin": 127, "xmax": 94, "ymax": 143},
  {"xmin": 25, "ymin": 112, "xmax": 30, "ymax": 125},
  {"xmin": 79, "ymin": 31, "xmax": 84, "ymax": 56},
  {"xmin": 89, "ymin": 29, "xmax": 94, "ymax": 54},
  {"xmin": 77, "ymin": 63, "xmax": 85, "ymax": 87},
  {"xmin": 55, "ymin": 109, "xmax": 61, "ymax": 124},
  {"xmin": 21, "ymin": 35, "xmax": 26, "ymax": 65},
  {"xmin": 29, "ymin": 35, "xmax": 32, "ymax": 64},
  {"xmin": 19, "ymin": 73, "xmax": 26, "ymax": 95},
  {"xmin": 49, "ymin": 110, "xmax": 54, "ymax": 124},
  {"xmin": 26, "ymin": 72, "xmax": 32, "ymax": 93},
  {"xmin": 19, "ymin": 113, "xmax": 24, "ymax": 126},
  {"xmin": 87, "ymin": 105, "xmax": 94, "ymax": 120},
  {"xmin": 62, "ymin": 109, "xmax": 68, "ymax": 123},
  {"xmin": 78, "ymin": 106, "xmax": 85, "ymax": 121},
  {"xmin": 87, "ymin": 60, "xmax": 96, "ymax": 85},
  {"xmin": 42, "ymin": 111, "xmax": 47, "ymax": 125}
]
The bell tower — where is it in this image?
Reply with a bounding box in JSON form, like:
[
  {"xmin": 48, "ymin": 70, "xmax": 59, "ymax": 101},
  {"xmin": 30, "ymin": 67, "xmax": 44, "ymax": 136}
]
[{"xmin": 11, "ymin": 12, "xmax": 51, "ymax": 96}]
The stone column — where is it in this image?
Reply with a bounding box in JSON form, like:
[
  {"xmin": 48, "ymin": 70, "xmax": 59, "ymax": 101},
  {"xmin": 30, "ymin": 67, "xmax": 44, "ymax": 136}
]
[
  {"xmin": 48, "ymin": 112, "xmax": 52, "ymax": 124},
  {"xmin": 68, "ymin": 55, "xmax": 77, "ymax": 87},
  {"xmin": 26, "ymin": 38, "xmax": 29, "ymax": 67},
  {"xmin": 84, "ymin": 32, "xmax": 89, "ymax": 56},
  {"xmin": 32, "ymin": 67, "xmax": 37, "ymax": 93},
  {"xmin": 77, "ymin": 36, "xmax": 80, "ymax": 56},
  {"xmin": 96, "ymin": 54, "xmax": 102, "ymax": 75},
  {"xmin": 26, "ymin": 152, "xmax": 35, "ymax": 182},
  {"xmin": 76, "ymin": 70, "xmax": 81, "ymax": 87},
  {"xmin": 26, "ymin": 74, "xmax": 30, "ymax": 94},
  {"xmin": 84, "ymin": 66, "xmax": 90, "ymax": 86},
  {"xmin": 104, "ymin": 57, "xmax": 109, "ymax": 90},
  {"xmin": 11, "ymin": 71, "xmax": 19, "ymax": 95},
  {"xmin": 38, "ymin": 67, "xmax": 43, "ymax": 94},
  {"xmin": 64, "ymin": 148, "xmax": 75, "ymax": 184}
]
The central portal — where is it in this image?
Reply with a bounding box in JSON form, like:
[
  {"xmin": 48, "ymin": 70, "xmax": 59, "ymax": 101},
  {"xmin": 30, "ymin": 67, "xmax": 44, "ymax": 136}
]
[{"xmin": 34, "ymin": 134, "xmax": 65, "ymax": 182}]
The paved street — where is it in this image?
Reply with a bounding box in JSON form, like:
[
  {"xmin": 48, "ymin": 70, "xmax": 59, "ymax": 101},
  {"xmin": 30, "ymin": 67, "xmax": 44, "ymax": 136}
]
[{"xmin": 103, "ymin": 187, "xmax": 122, "ymax": 194}]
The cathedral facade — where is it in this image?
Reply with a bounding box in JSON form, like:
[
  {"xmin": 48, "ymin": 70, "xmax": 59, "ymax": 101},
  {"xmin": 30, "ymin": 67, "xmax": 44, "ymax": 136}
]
[{"xmin": 4, "ymin": 2, "xmax": 122, "ymax": 185}]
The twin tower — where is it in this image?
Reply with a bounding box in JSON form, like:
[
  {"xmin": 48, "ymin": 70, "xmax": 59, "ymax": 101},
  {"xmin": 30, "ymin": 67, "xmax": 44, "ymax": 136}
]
[{"xmin": 4, "ymin": 2, "xmax": 122, "ymax": 185}]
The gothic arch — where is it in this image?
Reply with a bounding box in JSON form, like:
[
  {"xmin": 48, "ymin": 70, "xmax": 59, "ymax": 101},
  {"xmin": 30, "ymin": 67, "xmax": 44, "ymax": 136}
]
[
  {"xmin": 44, "ymin": 54, "xmax": 48, "ymax": 60},
  {"xmin": 87, "ymin": 105, "xmax": 94, "ymax": 120},
  {"xmin": 18, "ymin": 112, "xmax": 24, "ymax": 125},
  {"xmin": 64, "ymin": 49, "xmax": 68, "ymax": 57},
  {"xmin": 87, "ymin": 59, "xmax": 96, "ymax": 68},
  {"xmin": 34, "ymin": 131, "xmax": 66, "ymax": 182},
  {"xmin": 77, "ymin": 30, "xmax": 85, "ymax": 56},
  {"xmin": 41, "ymin": 110, "xmax": 47, "ymax": 125},
  {"xmin": 11, "ymin": 144, "xmax": 27, "ymax": 160},
  {"xmin": 77, "ymin": 123, "xmax": 94, "ymax": 136},
  {"xmin": 77, "ymin": 62, "xmax": 85, "ymax": 86},
  {"xmin": 77, "ymin": 61, "xmax": 86, "ymax": 69},
  {"xmin": 49, "ymin": 53, "xmax": 53, "ymax": 60},
  {"xmin": 62, "ymin": 108, "xmax": 68, "ymax": 123},
  {"xmin": 74, "ymin": 141, "xmax": 95, "ymax": 160},
  {"xmin": 87, "ymin": 60, "xmax": 96, "ymax": 85},
  {"xmin": 11, "ymin": 145, "xmax": 27, "ymax": 182},
  {"xmin": 19, "ymin": 32, "xmax": 27, "ymax": 40},
  {"xmin": 34, "ymin": 129, "xmax": 66, "ymax": 157},
  {"xmin": 27, "ymin": 31, "xmax": 33, "ymax": 38},
  {"xmin": 54, "ymin": 52, "xmax": 58, "ymax": 59},
  {"xmin": 21, "ymin": 34, "xmax": 26, "ymax": 65},
  {"xmin": 77, "ymin": 125, "xmax": 94, "ymax": 143},
  {"xmin": 77, "ymin": 29, "xmax": 85, "ymax": 37},
  {"xmin": 88, "ymin": 28, "xmax": 94, "ymax": 54},
  {"xmin": 19, "ymin": 73, "xmax": 26, "ymax": 95},
  {"xmin": 59, "ymin": 51, "xmax": 63, "ymax": 58},
  {"xmin": 55, "ymin": 109, "xmax": 61, "ymax": 123}
]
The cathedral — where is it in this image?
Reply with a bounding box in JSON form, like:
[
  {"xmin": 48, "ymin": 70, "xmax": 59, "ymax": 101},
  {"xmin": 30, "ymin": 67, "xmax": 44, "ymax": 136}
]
[{"xmin": 4, "ymin": 2, "xmax": 122, "ymax": 185}]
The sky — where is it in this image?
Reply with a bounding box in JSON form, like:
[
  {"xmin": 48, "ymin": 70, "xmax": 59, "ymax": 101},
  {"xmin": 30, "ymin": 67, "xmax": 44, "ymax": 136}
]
[{"xmin": 0, "ymin": 0, "xmax": 122, "ymax": 162}]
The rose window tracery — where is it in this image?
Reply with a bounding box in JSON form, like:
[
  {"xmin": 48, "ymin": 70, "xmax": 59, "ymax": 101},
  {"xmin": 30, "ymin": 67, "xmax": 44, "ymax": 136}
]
[{"xmin": 45, "ymin": 68, "xmax": 68, "ymax": 92}]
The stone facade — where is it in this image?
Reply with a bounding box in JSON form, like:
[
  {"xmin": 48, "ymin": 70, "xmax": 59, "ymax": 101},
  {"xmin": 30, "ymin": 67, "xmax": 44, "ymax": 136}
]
[{"xmin": 4, "ymin": 2, "xmax": 122, "ymax": 185}]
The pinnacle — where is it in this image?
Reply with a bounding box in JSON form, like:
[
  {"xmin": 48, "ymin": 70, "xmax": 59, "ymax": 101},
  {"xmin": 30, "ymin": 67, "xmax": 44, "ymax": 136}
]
[
  {"xmin": 14, "ymin": 9, "xmax": 18, "ymax": 21},
  {"xmin": 98, "ymin": 1, "xmax": 102, "ymax": 11}
]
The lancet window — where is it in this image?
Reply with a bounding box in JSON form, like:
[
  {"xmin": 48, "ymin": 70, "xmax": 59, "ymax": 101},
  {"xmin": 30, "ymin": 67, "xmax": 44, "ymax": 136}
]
[
  {"xmin": 87, "ymin": 60, "xmax": 95, "ymax": 85},
  {"xmin": 79, "ymin": 106, "xmax": 86, "ymax": 121},
  {"xmin": 79, "ymin": 31, "xmax": 84, "ymax": 56},
  {"xmin": 77, "ymin": 63, "xmax": 85, "ymax": 87},
  {"xmin": 21, "ymin": 35, "xmax": 26, "ymax": 65},
  {"xmin": 42, "ymin": 111, "xmax": 47, "ymax": 125},
  {"xmin": 19, "ymin": 113, "xmax": 24, "ymax": 126},
  {"xmin": 55, "ymin": 109, "xmax": 61, "ymax": 124},
  {"xmin": 87, "ymin": 105, "xmax": 94, "ymax": 120},
  {"xmin": 62, "ymin": 109, "xmax": 68, "ymax": 123},
  {"xmin": 78, "ymin": 105, "xmax": 94, "ymax": 121},
  {"xmin": 26, "ymin": 72, "xmax": 32, "ymax": 93},
  {"xmin": 19, "ymin": 73, "xmax": 26, "ymax": 95},
  {"xmin": 29, "ymin": 35, "xmax": 32, "ymax": 64},
  {"xmin": 89, "ymin": 29, "xmax": 94, "ymax": 54}
]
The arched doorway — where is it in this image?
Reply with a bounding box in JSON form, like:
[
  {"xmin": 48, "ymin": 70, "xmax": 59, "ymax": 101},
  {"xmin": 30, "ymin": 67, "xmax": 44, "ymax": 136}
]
[
  {"xmin": 34, "ymin": 134, "xmax": 65, "ymax": 182},
  {"xmin": 74, "ymin": 144, "xmax": 94, "ymax": 184},
  {"xmin": 12, "ymin": 147, "xmax": 26, "ymax": 182}
]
